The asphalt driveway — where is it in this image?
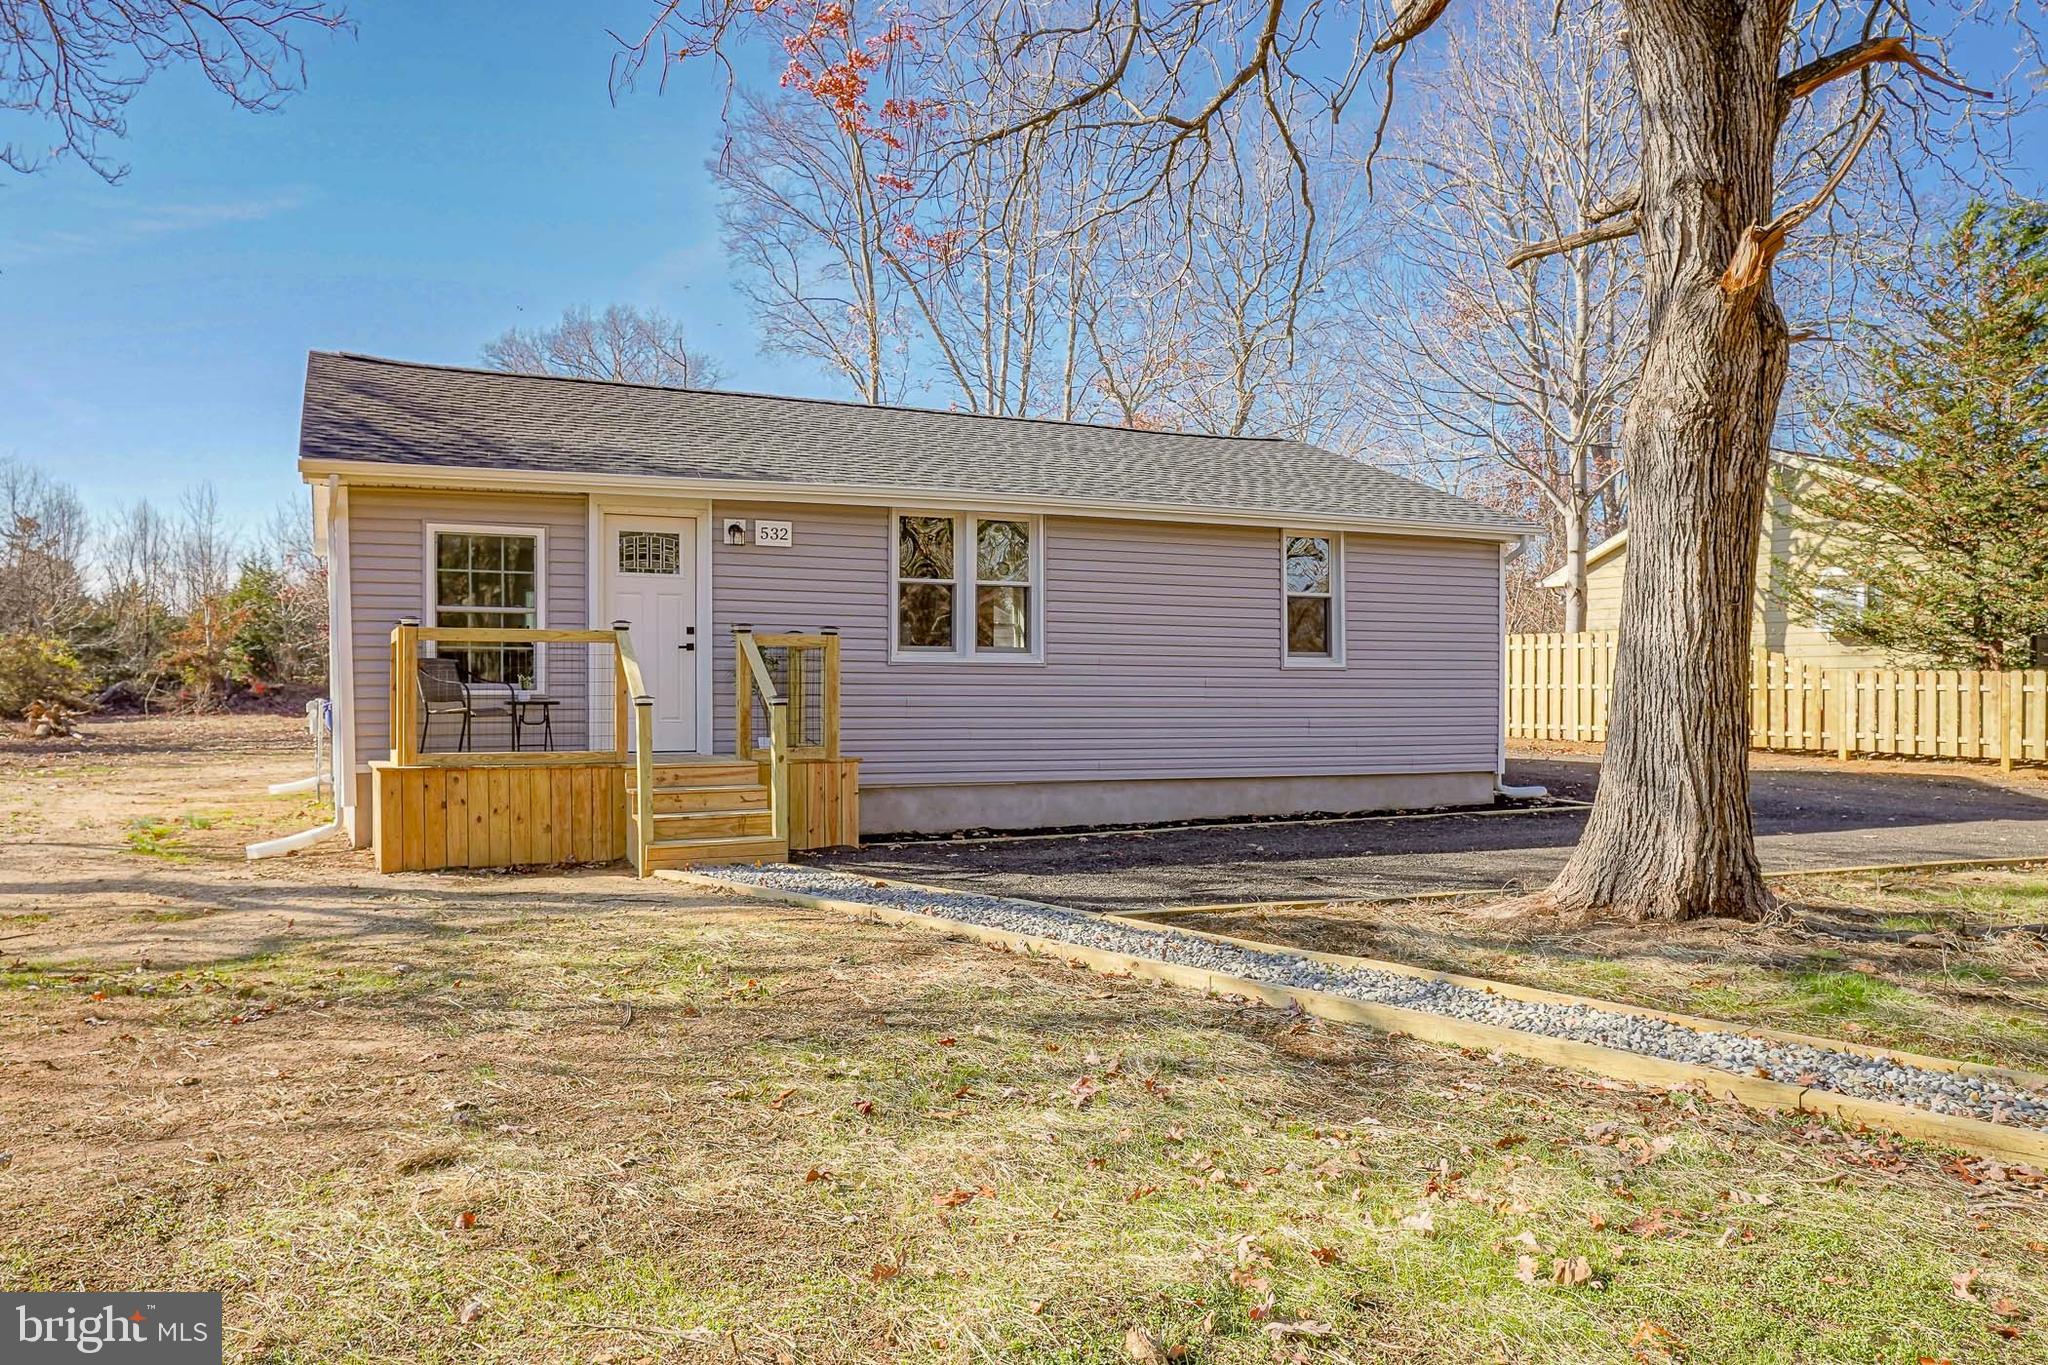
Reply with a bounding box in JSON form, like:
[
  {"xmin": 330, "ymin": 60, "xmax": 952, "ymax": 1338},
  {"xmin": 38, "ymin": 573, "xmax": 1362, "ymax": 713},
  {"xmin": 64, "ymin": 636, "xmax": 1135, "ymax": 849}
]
[{"xmin": 810, "ymin": 749, "xmax": 2048, "ymax": 910}]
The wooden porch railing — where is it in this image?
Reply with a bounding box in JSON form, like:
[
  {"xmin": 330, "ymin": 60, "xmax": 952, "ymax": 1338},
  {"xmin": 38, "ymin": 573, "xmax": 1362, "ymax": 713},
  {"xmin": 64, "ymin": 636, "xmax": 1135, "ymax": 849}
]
[
  {"xmin": 389, "ymin": 622, "xmax": 638, "ymax": 767},
  {"xmin": 735, "ymin": 630, "xmax": 841, "ymax": 762},
  {"xmin": 734, "ymin": 628, "xmax": 793, "ymax": 846},
  {"xmin": 613, "ymin": 622, "xmax": 655, "ymax": 876}
]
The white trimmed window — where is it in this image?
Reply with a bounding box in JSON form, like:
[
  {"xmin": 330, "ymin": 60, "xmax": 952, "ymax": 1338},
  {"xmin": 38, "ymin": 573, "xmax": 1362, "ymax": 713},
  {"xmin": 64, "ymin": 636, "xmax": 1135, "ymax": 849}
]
[
  {"xmin": 430, "ymin": 526, "xmax": 543, "ymax": 685},
  {"xmin": 1282, "ymin": 531, "xmax": 1342, "ymax": 664},
  {"xmin": 891, "ymin": 512, "xmax": 1040, "ymax": 660}
]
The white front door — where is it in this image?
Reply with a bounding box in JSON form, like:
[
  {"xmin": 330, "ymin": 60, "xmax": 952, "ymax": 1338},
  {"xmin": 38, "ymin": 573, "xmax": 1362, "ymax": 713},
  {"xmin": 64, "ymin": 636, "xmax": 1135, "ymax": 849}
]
[{"xmin": 603, "ymin": 515, "xmax": 698, "ymax": 753}]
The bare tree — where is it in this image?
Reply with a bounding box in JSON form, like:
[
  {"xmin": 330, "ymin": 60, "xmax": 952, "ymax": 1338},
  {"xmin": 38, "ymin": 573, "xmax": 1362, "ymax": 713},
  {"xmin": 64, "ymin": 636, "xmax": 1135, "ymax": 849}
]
[
  {"xmin": 1367, "ymin": 0, "xmax": 1638, "ymax": 630},
  {"xmin": 0, "ymin": 458, "xmax": 89, "ymax": 634},
  {"xmin": 700, "ymin": 1, "xmax": 1369, "ymax": 436},
  {"xmin": 2, "ymin": 0, "xmax": 348, "ymax": 181},
  {"xmin": 175, "ymin": 484, "xmax": 234, "ymax": 612},
  {"xmin": 97, "ymin": 499, "xmax": 177, "ymax": 687},
  {"xmin": 623, "ymin": 0, "xmax": 2040, "ymax": 922},
  {"xmin": 482, "ymin": 304, "xmax": 724, "ymax": 389}
]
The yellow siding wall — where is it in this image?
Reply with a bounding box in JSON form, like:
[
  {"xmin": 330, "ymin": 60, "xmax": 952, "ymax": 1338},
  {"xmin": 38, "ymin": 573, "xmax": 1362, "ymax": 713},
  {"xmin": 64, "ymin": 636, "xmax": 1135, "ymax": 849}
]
[{"xmin": 1576, "ymin": 469, "xmax": 1888, "ymax": 668}]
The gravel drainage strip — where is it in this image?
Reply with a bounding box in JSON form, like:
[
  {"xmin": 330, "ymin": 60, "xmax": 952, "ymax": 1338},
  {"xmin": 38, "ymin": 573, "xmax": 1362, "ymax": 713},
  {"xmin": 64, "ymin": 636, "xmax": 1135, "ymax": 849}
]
[{"xmin": 672, "ymin": 864, "xmax": 2048, "ymax": 1160}]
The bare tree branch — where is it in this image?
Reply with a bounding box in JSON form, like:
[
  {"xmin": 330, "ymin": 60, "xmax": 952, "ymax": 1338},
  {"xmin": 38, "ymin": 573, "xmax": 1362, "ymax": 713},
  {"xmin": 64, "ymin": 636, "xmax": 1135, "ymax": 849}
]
[
  {"xmin": 1504, "ymin": 212, "xmax": 1641, "ymax": 269},
  {"xmin": 1781, "ymin": 33, "xmax": 1988, "ymax": 101}
]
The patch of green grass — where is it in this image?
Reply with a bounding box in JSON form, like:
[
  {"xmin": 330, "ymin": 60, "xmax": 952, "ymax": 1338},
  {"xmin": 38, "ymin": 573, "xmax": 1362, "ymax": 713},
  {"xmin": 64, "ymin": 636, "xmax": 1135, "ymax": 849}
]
[
  {"xmin": 123, "ymin": 816, "xmax": 188, "ymax": 860},
  {"xmin": 0, "ymin": 911, "xmax": 50, "ymax": 927},
  {"xmin": 1784, "ymin": 967, "xmax": 1912, "ymax": 1018}
]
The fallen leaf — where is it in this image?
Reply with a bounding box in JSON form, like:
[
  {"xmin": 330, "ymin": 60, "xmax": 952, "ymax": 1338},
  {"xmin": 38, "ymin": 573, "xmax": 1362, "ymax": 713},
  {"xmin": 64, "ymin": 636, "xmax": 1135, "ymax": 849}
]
[
  {"xmin": 1069, "ymin": 1075, "xmax": 1100, "ymax": 1109},
  {"xmin": 1309, "ymin": 1246, "xmax": 1340, "ymax": 1265},
  {"xmin": 456, "ymin": 1295, "xmax": 486, "ymax": 1326},
  {"xmin": 452, "ymin": 1210, "xmax": 477, "ymax": 1230},
  {"xmin": 1123, "ymin": 1325, "xmax": 1164, "ymax": 1362},
  {"xmin": 935, "ymin": 1188, "xmax": 977, "ymax": 1208},
  {"xmin": 1126, "ymin": 1183, "xmax": 1161, "ymax": 1203},
  {"xmin": 1586, "ymin": 1210, "xmax": 1608, "ymax": 1231},
  {"xmin": 804, "ymin": 1167, "xmax": 832, "ymax": 1184},
  {"xmin": 868, "ymin": 1261, "xmax": 900, "ymax": 1284},
  {"xmin": 768, "ymin": 1088, "xmax": 796, "ymax": 1111},
  {"xmin": 1551, "ymin": 1256, "xmax": 1592, "ymax": 1287},
  {"xmin": 1992, "ymin": 1325, "xmax": 2023, "ymax": 1341},
  {"xmin": 1028, "ymin": 1300, "xmax": 1046, "ymax": 1315},
  {"xmin": 1495, "ymin": 1132, "xmax": 1528, "ymax": 1150},
  {"xmin": 1261, "ymin": 1318, "xmax": 1333, "ymax": 1341},
  {"xmin": 936, "ymin": 1036, "xmax": 956, "ymax": 1047},
  {"xmin": 1397, "ymin": 1208, "xmax": 1436, "ymax": 1237},
  {"xmin": 1952, "ymin": 1269, "xmax": 1980, "ymax": 1303},
  {"xmin": 854, "ymin": 1098, "xmax": 875, "ymax": 1117},
  {"xmin": 1992, "ymin": 1297, "xmax": 2024, "ymax": 1320},
  {"xmin": 1515, "ymin": 1254, "xmax": 1540, "ymax": 1284}
]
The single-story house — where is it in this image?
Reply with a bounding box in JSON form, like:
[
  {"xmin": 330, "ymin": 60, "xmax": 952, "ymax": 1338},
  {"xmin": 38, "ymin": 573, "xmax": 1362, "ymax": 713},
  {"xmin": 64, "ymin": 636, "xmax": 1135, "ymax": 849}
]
[
  {"xmin": 300, "ymin": 352, "xmax": 1533, "ymax": 870},
  {"xmin": 1541, "ymin": 451, "xmax": 1888, "ymax": 669}
]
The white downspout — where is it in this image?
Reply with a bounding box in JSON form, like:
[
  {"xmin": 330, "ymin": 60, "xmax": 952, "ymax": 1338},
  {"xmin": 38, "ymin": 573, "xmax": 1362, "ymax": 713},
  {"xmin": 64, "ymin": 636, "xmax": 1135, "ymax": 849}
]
[
  {"xmin": 1495, "ymin": 537, "xmax": 1549, "ymax": 801},
  {"xmin": 324, "ymin": 477, "xmax": 363, "ymax": 843}
]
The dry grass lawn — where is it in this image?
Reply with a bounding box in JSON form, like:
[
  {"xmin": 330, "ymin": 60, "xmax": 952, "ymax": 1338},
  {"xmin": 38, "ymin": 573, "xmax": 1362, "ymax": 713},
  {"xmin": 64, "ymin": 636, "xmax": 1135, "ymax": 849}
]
[
  {"xmin": 1171, "ymin": 870, "xmax": 2048, "ymax": 1073},
  {"xmin": 2, "ymin": 716, "xmax": 2046, "ymax": 1363}
]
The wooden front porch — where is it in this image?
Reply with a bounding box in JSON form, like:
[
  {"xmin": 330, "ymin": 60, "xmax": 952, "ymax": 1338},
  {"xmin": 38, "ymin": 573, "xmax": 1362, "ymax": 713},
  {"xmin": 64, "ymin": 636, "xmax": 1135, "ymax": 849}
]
[{"xmin": 371, "ymin": 624, "xmax": 857, "ymax": 874}]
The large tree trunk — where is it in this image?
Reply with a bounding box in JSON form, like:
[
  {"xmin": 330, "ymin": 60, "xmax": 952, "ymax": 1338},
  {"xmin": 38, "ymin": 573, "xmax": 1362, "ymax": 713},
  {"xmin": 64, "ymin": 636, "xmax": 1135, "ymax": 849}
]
[{"xmin": 1545, "ymin": 0, "xmax": 1790, "ymax": 922}]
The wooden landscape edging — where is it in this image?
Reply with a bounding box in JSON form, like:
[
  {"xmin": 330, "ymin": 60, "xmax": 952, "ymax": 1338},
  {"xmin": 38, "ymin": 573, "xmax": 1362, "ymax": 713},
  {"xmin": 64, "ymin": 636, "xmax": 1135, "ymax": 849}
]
[{"xmin": 654, "ymin": 869, "xmax": 2048, "ymax": 1165}]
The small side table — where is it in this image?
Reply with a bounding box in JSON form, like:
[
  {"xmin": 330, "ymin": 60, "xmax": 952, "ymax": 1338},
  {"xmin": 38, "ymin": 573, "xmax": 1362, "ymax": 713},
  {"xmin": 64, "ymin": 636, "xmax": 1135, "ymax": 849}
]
[{"xmin": 511, "ymin": 693, "xmax": 558, "ymax": 751}]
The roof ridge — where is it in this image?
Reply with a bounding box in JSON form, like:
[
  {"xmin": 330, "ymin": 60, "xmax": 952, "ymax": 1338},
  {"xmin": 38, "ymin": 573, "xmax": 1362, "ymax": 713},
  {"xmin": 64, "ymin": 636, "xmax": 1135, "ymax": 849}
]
[{"xmin": 314, "ymin": 350, "xmax": 1293, "ymax": 445}]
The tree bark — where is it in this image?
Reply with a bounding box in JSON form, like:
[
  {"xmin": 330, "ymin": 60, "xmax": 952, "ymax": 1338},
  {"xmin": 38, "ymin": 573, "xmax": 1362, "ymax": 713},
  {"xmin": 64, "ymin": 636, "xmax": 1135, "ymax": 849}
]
[{"xmin": 1544, "ymin": 0, "xmax": 1790, "ymax": 922}]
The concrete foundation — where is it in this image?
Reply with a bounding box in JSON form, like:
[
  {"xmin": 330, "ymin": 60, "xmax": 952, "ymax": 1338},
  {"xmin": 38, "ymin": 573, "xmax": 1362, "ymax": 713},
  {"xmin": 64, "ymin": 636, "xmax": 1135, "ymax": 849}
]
[{"xmin": 859, "ymin": 770, "xmax": 1498, "ymax": 837}]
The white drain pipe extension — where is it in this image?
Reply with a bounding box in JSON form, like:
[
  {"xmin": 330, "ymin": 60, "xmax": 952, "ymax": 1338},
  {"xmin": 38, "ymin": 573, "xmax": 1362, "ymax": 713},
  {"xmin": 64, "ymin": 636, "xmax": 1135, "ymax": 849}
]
[
  {"xmin": 246, "ymin": 817, "xmax": 343, "ymax": 860},
  {"xmin": 248, "ymin": 699, "xmax": 342, "ymax": 860},
  {"xmin": 1495, "ymin": 778, "xmax": 1550, "ymax": 800}
]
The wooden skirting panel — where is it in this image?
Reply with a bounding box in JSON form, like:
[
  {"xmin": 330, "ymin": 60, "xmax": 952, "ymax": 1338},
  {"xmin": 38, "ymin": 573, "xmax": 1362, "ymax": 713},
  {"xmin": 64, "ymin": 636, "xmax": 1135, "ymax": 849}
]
[
  {"xmin": 371, "ymin": 760, "xmax": 627, "ymax": 872},
  {"xmin": 782, "ymin": 757, "xmax": 861, "ymax": 851}
]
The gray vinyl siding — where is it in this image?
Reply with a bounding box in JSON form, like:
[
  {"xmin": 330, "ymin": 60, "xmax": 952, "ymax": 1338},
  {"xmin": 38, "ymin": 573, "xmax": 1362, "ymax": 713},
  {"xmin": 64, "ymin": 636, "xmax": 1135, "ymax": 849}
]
[
  {"xmin": 344, "ymin": 489, "xmax": 589, "ymax": 764},
  {"xmin": 712, "ymin": 503, "xmax": 1501, "ymax": 786}
]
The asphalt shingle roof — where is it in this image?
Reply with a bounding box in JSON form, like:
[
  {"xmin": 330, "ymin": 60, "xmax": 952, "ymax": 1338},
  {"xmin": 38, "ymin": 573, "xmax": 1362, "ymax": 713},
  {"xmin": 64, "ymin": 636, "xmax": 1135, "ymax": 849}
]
[{"xmin": 298, "ymin": 352, "xmax": 1529, "ymax": 536}]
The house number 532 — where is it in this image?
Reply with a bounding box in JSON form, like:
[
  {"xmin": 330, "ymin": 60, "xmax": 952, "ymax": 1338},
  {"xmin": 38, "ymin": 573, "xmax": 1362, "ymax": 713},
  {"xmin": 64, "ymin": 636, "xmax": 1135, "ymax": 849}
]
[{"xmin": 754, "ymin": 520, "xmax": 793, "ymax": 546}]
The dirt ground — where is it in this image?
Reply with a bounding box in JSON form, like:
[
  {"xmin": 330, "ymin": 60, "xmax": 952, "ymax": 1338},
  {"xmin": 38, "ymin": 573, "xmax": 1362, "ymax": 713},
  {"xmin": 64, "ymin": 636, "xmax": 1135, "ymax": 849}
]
[
  {"xmin": 821, "ymin": 744, "xmax": 2048, "ymax": 910},
  {"xmin": 4, "ymin": 717, "xmax": 2048, "ymax": 1363}
]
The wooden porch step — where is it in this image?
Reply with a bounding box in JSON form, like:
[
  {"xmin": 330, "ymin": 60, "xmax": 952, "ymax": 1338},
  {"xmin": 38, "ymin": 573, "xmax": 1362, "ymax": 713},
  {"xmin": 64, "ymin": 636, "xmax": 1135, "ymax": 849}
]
[
  {"xmin": 648, "ymin": 759, "xmax": 760, "ymax": 787},
  {"xmin": 647, "ymin": 808, "xmax": 774, "ymax": 840},
  {"xmin": 636, "ymin": 783, "xmax": 771, "ymax": 814},
  {"xmin": 642, "ymin": 833, "xmax": 788, "ymax": 869}
]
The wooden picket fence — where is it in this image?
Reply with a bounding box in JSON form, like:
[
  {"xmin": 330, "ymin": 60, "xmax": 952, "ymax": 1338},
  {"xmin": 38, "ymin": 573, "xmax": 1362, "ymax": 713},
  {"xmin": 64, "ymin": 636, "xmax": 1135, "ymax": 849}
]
[{"xmin": 1506, "ymin": 631, "xmax": 2048, "ymax": 769}]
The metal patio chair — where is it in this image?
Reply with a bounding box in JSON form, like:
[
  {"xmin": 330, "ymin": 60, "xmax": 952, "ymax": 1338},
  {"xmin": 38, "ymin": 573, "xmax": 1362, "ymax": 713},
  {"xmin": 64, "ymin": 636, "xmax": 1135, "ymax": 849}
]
[{"xmin": 416, "ymin": 656, "xmax": 511, "ymax": 752}]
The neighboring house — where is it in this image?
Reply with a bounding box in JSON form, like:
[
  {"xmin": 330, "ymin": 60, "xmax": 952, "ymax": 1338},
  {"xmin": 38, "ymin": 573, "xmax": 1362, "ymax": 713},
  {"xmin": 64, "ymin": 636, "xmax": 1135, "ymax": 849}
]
[
  {"xmin": 300, "ymin": 352, "xmax": 1533, "ymax": 861},
  {"xmin": 1540, "ymin": 452, "xmax": 1887, "ymax": 668}
]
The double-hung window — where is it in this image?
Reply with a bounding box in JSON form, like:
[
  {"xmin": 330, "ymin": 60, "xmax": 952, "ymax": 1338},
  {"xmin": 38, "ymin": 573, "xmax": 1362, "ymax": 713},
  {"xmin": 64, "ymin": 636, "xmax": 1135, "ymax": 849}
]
[
  {"xmin": 431, "ymin": 527, "xmax": 542, "ymax": 685},
  {"xmin": 892, "ymin": 512, "xmax": 1039, "ymax": 659},
  {"xmin": 1282, "ymin": 531, "xmax": 1342, "ymax": 664}
]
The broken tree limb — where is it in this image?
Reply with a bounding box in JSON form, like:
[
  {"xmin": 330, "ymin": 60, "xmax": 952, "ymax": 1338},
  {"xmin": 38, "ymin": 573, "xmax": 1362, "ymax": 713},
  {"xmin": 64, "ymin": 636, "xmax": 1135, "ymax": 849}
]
[
  {"xmin": 1720, "ymin": 115, "xmax": 1880, "ymax": 294},
  {"xmin": 1586, "ymin": 186, "xmax": 1640, "ymax": 223},
  {"xmin": 1504, "ymin": 212, "xmax": 1641, "ymax": 270},
  {"xmin": 1781, "ymin": 34, "xmax": 1989, "ymax": 101},
  {"xmin": 1372, "ymin": 0, "xmax": 1451, "ymax": 53}
]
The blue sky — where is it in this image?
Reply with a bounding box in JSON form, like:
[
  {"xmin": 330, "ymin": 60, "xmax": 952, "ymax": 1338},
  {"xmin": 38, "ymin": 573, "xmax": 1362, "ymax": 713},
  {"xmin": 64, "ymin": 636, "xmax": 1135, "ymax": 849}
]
[
  {"xmin": 1, "ymin": 1, "xmax": 802, "ymax": 529},
  {"xmin": 2, "ymin": 2, "xmax": 2042, "ymax": 533}
]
